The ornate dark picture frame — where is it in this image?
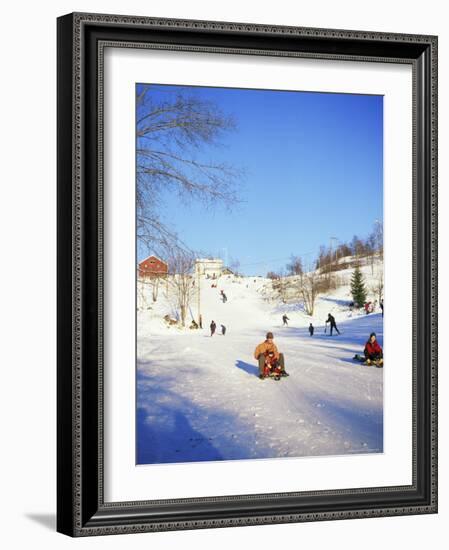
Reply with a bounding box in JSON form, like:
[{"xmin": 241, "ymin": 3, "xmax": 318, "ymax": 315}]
[{"xmin": 57, "ymin": 12, "xmax": 438, "ymax": 537}]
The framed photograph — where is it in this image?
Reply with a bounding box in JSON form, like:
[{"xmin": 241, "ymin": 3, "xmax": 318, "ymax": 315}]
[{"xmin": 57, "ymin": 12, "xmax": 438, "ymax": 536}]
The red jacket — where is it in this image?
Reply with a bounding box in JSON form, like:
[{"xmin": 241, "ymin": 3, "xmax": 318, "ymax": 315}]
[{"xmin": 364, "ymin": 340, "xmax": 382, "ymax": 356}]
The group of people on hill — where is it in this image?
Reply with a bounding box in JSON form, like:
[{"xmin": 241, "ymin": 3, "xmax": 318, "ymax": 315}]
[
  {"xmin": 282, "ymin": 313, "xmax": 340, "ymax": 335},
  {"xmin": 207, "ymin": 289, "xmax": 228, "ymax": 335},
  {"xmin": 364, "ymin": 300, "xmax": 384, "ymax": 316},
  {"xmin": 210, "ymin": 320, "xmax": 226, "ymax": 336}
]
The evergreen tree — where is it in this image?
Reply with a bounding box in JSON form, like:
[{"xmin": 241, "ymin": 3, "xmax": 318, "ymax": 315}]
[{"xmin": 351, "ymin": 264, "xmax": 367, "ymax": 307}]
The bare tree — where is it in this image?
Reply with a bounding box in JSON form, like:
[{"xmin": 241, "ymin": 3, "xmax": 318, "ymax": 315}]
[
  {"xmin": 373, "ymin": 220, "xmax": 384, "ymax": 261},
  {"xmin": 351, "ymin": 235, "xmax": 364, "ymax": 260},
  {"xmin": 367, "ymin": 232, "xmax": 377, "ymax": 275},
  {"xmin": 316, "ymin": 245, "xmax": 329, "ymax": 272},
  {"xmin": 273, "ymin": 270, "xmax": 290, "ymax": 304},
  {"xmin": 151, "ymin": 276, "xmax": 161, "ymax": 302},
  {"xmin": 297, "ymin": 271, "xmax": 325, "ymax": 316},
  {"xmin": 371, "ymin": 268, "xmax": 384, "ymax": 304},
  {"xmin": 229, "ymin": 258, "xmax": 241, "ymax": 276},
  {"xmin": 337, "ymin": 242, "xmax": 352, "ymax": 259},
  {"xmin": 137, "ymin": 277, "xmax": 151, "ymax": 310},
  {"xmin": 166, "ymin": 249, "xmax": 197, "ymax": 327},
  {"xmin": 286, "ymin": 255, "xmax": 303, "ymax": 276},
  {"xmin": 136, "ymin": 85, "xmax": 243, "ymax": 256}
]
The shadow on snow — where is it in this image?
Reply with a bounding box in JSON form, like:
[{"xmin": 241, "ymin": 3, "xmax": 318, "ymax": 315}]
[
  {"xmin": 137, "ymin": 367, "xmax": 273, "ymax": 464},
  {"xmin": 235, "ymin": 359, "xmax": 259, "ymax": 378}
]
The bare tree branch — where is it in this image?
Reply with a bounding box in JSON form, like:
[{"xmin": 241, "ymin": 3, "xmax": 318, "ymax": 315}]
[{"xmin": 136, "ymin": 84, "xmax": 243, "ymax": 256}]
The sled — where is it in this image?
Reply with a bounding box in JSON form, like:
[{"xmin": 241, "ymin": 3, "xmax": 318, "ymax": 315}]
[
  {"xmin": 366, "ymin": 358, "xmax": 383, "ymax": 368},
  {"xmin": 353, "ymin": 354, "xmax": 383, "ymax": 368},
  {"xmin": 260, "ymin": 372, "xmax": 282, "ymax": 381},
  {"xmin": 260, "ymin": 365, "xmax": 288, "ymax": 381}
]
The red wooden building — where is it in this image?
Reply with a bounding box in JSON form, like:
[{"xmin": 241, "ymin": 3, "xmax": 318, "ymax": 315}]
[{"xmin": 138, "ymin": 255, "xmax": 168, "ymax": 278}]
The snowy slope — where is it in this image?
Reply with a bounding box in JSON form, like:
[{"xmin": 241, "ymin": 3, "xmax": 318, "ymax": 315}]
[{"xmin": 137, "ymin": 263, "xmax": 383, "ymax": 464}]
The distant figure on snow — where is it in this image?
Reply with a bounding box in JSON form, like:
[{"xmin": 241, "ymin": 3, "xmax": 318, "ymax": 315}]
[
  {"xmin": 220, "ymin": 290, "xmax": 227, "ymax": 303},
  {"xmin": 210, "ymin": 320, "xmax": 216, "ymax": 336},
  {"xmin": 325, "ymin": 313, "xmax": 340, "ymax": 335},
  {"xmin": 189, "ymin": 319, "xmax": 198, "ymax": 329},
  {"xmin": 309, "ymin": 323, "xmax": 314, "ymax": 336},
  {"xmin": 254, "ymin": 332, "xmax": 289, "ymax": 379},
  {"xmin": 364, "ymin": 332, "xmax": 383, "ymax": 365},
  {"xmin": 221, "ymin": 324, "xmax": 226, "ymax": 336},
  {"xmin": 199, "ymin": 314, "xmax": 203, "ymax": 329},
  {"xmin": 282, "ymin": 314, "xmax": 289, "ymax": 326},
  {"xmin": 380, "ymin": 299, "xmax": 384, "ymax": 317}
]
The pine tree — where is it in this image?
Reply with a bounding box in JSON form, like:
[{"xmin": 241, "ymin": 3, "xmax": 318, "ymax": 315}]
[{"xmin": 351, "ymin": 264, "xmax": 367, "ymax": 307}]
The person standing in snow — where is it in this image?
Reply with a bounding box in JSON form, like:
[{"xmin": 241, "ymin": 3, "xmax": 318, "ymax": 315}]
[
  {"xmin": 210, "ymin": 320, "xmax": 216, "ymax": 336},
  {"xmin": 220, "ymin": 290, "xmax": 227, "ymax": 303},
  {"xmin": 282, "ymin": 314, "xmax": 289, "ymax": 326},
  {"xmin": 309, "ymin": 323, "xmax": 314, "ymax": 336},
  {"xmin": 254, "ymin": 332, "xmax": 288, "ymax": 379},
  {"xmin": 221, "ymin": 324, "xmax": 226, "ymax": 336},
  {"xmin": 380, "ymin": 299, "xmax": 384, "ymax": 317},
  {"xmin": 364, "ymin": 332, "xmax": 383, "ymax": 365},
  {"xmin": 325, "ymin": 313, "xmax": 340, "ymax": 335}
]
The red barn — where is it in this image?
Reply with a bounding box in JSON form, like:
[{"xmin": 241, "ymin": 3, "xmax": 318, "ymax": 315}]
[{"xmin": 138, "ymin": 255, "xmax": 168, "ymax": 278}]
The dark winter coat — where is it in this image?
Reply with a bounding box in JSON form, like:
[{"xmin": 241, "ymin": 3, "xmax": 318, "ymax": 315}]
[
  {"xmin": 326, "ymin": 314, "xmax": 337, "ymax": 326},
  {"xmin": 364, "ymin": 340, "xmax": 383, "ymax": 358}
]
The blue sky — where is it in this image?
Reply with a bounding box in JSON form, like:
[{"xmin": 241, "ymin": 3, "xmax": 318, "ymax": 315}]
[{"xmin": 137, "ymin": 84, "xmax": 383, "ymax": 275}]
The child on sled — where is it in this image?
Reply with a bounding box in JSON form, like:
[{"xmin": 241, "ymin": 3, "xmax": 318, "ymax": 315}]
[
  {"xmin": 354, "ymin": 332, "xmax": 383, "ymax": 367},
  {"xmin": 262, "ymin": 351, "xmax": 283, "ymax": 380}
]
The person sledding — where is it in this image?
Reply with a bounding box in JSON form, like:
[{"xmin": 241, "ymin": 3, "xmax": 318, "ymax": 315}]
[
  {"xmin": 254, "ymin": 332, "xmax": 288, "ymax": 380},
  {"xmin": 354, "ymin": 332, "xmax": 383, "ymax": 367},
  {"xmin": 262, "ymin": 351, "xmax": 283, "ymax": 380}
]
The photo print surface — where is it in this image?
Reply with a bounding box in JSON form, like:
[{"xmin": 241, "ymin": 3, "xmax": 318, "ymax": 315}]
[{"xmin": 135, "ymin": 83, "xmax": 384, "ymax": 465}]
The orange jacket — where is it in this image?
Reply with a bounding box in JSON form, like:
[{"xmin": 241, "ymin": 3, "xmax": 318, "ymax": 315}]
[{"xmin": 254, "ymin": 340, "xmax": 279, "ymax": 360}]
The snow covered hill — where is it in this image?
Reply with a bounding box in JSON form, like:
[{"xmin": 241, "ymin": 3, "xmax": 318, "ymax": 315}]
[{"xmin": 137, "ymin": 259, "xmax": 384, "ymax": 464}]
